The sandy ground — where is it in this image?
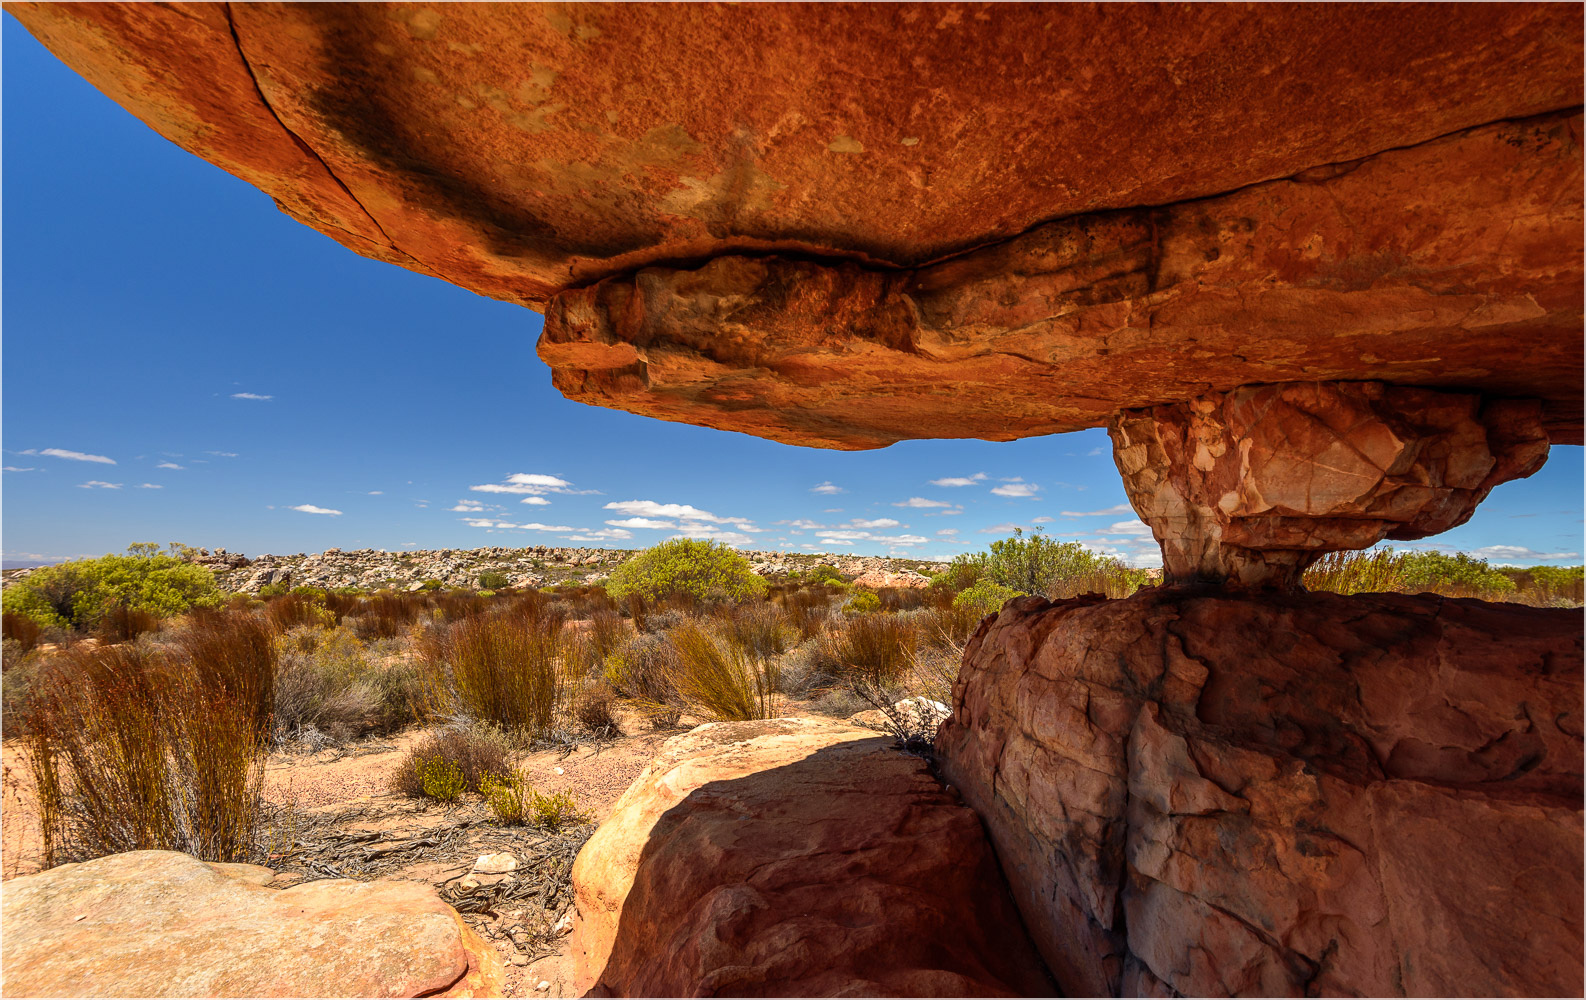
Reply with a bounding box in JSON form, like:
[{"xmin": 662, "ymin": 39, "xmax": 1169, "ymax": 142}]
[{"xmin": 1, "ymin": 714, "xmax": 680, "ymax": 999}]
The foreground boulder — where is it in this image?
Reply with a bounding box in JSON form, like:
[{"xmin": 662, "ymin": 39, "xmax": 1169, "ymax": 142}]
[
  {"xmin": 0, "ymin": 851, "xmax": 503, "ymax": 998},
  {"xmin": 570, "ymin": 717, "xmax": 1052, "ymax": 997},
  {"xmin": 937, "ymin": 589, "xmax": 1584, "ymax": 997}
]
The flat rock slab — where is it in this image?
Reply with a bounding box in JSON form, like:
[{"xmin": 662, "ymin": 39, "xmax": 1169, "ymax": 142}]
[
  {"xmin": 1, "ymin": 850, "xmax": 504, "ymax": 998},
  {"xmin": 570, "ymin": 717, "xmax": 1053, "ymax": 997}
]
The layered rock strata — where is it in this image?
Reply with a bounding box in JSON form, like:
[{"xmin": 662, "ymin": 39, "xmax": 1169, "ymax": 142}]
[
  {"xmin": 1108, "ymin": 382, "xmax": 1551, "ymax": 587},
  {"xmin": 0, "ymin": 850, "xmax": 503, "ymax": 998},
  {"xmin": 542, "ymin": 112, "xmax": 1584, "ymax": 448},
  {"xmin": 936, "ymin": 590, "xmax": 1585, "ymax": 998},
  {"xmin": 570, "ymin": 718, "xmax": 1053, "ymax": 997}
]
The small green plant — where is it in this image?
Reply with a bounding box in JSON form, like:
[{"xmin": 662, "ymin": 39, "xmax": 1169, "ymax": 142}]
[
  {"xmin": 477, "ymin": 571, "xmax": 509, "ymax": 590},
  {"xmin": 529, "ymin": 788, "xmax": 587, "ymax": 829},
  {"xmin": 842, "ymin": 591, "xmax": 881, "ymax": 615},
  {"xmin": 413, "ymin": 754, "xmax": 466, "ymax": 802},
  {"xmin": 605, "ymin": 539, "xmax": 768, "ymax": 603},
  {"xmin": 392, "ymin": 726, "xmax": 512, "ymax": 798},
  {"xmin": 806, "ymin": 564, "xmax": 845, "ymax": 586},
  {"xmin": 953, "ymin": 578, "xmax": 1024, "ymax": 618},
  {"xmin": 480, "ymin": 770, "xmax": 588, "ymax": 828},
  {"xmin": 420, "ymin": 579, "xmax": 444, "ymax": 591}
]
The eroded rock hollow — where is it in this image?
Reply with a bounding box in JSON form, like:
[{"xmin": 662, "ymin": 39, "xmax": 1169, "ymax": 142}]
[{"xmin": 1109, "ymin": 382, "xmax": 1551, "ymax": 588}]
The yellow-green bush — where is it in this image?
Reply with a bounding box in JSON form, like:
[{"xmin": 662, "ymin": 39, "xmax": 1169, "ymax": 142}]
[
  {"xmin": 2, "ymin": 544, "xmax": 222, "ymax": 633},
  {"xmin": 605, "ymin": 539, "xmax": 768, "ymax": 604}
]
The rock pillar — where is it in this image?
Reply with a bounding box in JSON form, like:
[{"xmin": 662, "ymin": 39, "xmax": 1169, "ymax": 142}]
[{"xmin": 1107, "ymin": 382, "xmax": 1550, "ymax": 587}]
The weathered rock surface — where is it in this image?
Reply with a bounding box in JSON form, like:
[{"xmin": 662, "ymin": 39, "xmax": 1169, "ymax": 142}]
[
  {"xmin": 1109, "ymin": 382, "xmax": 1551, "ymax": 587},
  {"xmin": 0, "ymin": 850, "xmax": 504, "ymax": 998},
  {"xmin": 543, "ymin": 111, "xmax": 1584, "ymax": 448},
  {"xmin": 11, "ymin": 5, "xmax": 1583, "ymax": 448},
  {"xmin": 570, "ymin": 717, "xmax": 1053, "ymax": 997},
  {"xmin": 936, "ymin": 589, "xmax": 1585, "ymax": 998},
  {"xmin": 850, "ymin": 568, "xmax": 932, "ymax": 590}
]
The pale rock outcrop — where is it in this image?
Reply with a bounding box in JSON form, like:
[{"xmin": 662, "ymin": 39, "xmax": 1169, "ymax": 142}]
[
  {"xmin": 936, "ymin": 590, "xmax": 1584, "ymax": 998},
  {"xmin": 570, "ymin": 717, "xmax": 1052, "ymax": 997},
  {"xmin": 0, "ymin": 850, "xmax": 503, "ymax": 998},
  {"xmin": 850, "ymin": 568, "xmax": 932, "ymax": 589},
  {"xmin": 1108, "ymin": 382, "xmax": 1550, "ymax": 587}
]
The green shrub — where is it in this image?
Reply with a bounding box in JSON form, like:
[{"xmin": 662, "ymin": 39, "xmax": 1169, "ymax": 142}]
[
  {"xmin": 420, "ymin": 579, "xmax": 444, "ymax": 591},
  {"xmin": 605, "ymin": 539, "xmax": 768, "ymax": 604},
  {"xmin": 843, "ymin": 591, "xmax": 882, "ymax": 615},
  {"xmin": 420, "ymin": 614, "xmax": 561, "ymax": 738},
  {"xmin": 477, "ymin": 571, "xmax": 510, "ymax": 590},
  {"xmin": 806, "ymin": 564, "xmax": 845, "ymax": 586},
  {"xmin": 953, "ymin": 578, "xmax": 1024, "ymax": 619},
  {"xmin": 2, "ymin": 545, "xmax": 222, "ymax": 633},
  {"xmin": 392, "ymin": 726, "xmax": 512, "ymax": 799},
  {"xmin": 960, "ymin": 528, "xmax": 1146, "ymax": 598}
]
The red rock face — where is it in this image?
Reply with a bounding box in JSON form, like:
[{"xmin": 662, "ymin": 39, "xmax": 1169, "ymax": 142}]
[
  {"xmin": 936, "ymin": 590, "xmax": 1585, "ymax": 998},
  {"xmin": 571, "ymin": 718, "xmax": 1053, "ymax": 997},
  {"xmin": 543, "ymin": 114, "xmax": 1583, "ymax": 448},
  {"xmin": 9, "ymin": 5, "xmax": 1583, "ymax": 448},
  {"xmin": 1109, "ymin": 383, "xmax": 1551, "ymax": 587}
]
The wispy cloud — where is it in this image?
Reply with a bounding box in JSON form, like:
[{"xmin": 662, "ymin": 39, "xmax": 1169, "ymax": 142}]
[
  {"xmin": 936, "ymin": 528, "xmax": 959, "ymax": 536},
  {"xmin": 566, "ymin": 528, "xmax": 634, "ymax": 542},
  {"xmin": 991, "ymin": 482, "xmax": 1040, "ymax": 498},
  {"xmin": 603, "ymin": 500, "xmax": 761, "ymax": 530},
  {"xmin": 1106, "ymin": 519, "xmax": 1153, "ymax": 536},
  {"xmin": 520, "ymin": 496, "xmax": 551, "ymax": 506},
  {"xmin": 930, "ymin": 473, "xmax": 988, "ymax": 487},
  {"xmin": 1031, "ymin": 516, "xmax": 1053, "ymax": 523},
  {"xmin": 365, "ymin": 490, "xmax": 384, "ymax": 496},
  {"xmin": 850, "ymin": 517, "xmax": 900, "ymax": 528},
  {"xmin": 231, "ymin": 392, "xmax": 273, "ymax": 401},
  {"xmin": 77, "ymin": 480, "xmax": 122, "ymax": 489},
  {"xmin": 449, "ymin": 501, "xmax": 487, "ymax": 512},
  {"xmin": 135, "ymin": 483, "xmax": 163, "ymax": 489},
  {"xmin": 606, "ymin": 517, "xmax": 677, "ymax": 529},
  {"xmin": 893, "ymin": 497, "xmax": 955, "ymax": 509},
  {"xmin": 1087, "ymin": 446, "xmax": 1107, "ymax": 457},
  {"xmin": 1060, "ymin": 504, "xmax": 1135, "ymax": 517},
  {"xmin": 1467, "ymin": 544, "xmax": 1580, "ymax": 563},
  {"xmin": 471, "ymin": 473, "xmax": 597, "ymax": 497},
  {"xmin": 810, "ymin": 482, "xmax": 846, "ymax": 495},
  {"xmin": 814, "ymin": 529, "xmax": 929, "ymax": 547},
  {"xmin": 977, "ymin": 522, "xmax": 1025, "ymax": 534},
  {"xmin": 35, "ymin": 448, "xmax": 115, "ymax": 464},
  {"xmin": 2, "ymin": 467, "xmax": 36, "ymax": 473},
  {"xmin": 671, "ymin": 524, "xmax": 755, "ymax": 545},
  {"xmin": 157, "ymin": 461, "xmax": 184, "ymax": 470},
  {"xmin": 289, "ymin": 504, "xmax": 342, "ymax": 515},
  {"xmin": 205, "ymin": 451, "xmax": 239, "ymax": 458}
]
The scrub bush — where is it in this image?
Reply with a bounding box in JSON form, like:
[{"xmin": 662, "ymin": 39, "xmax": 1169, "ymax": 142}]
[{"xmin": 605, "ymin": 540, "xmax": 767, "ymax": 603}]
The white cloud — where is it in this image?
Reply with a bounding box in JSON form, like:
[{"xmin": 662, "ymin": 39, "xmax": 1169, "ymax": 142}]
[
  {"xmin": 1107, "ymin": 519, "xmax": 1153, "ymax": 536},
  {"xmin": 778, "ymin": 519, "xmax": 826, "ymax": 530},
  {"xmin": 606, "ymin": 517, "xmax": 678, "ymax": 529},
  {"xmin": 518, "ymin": 522, "xmax": 577, "ymax": 532},
  {"xmin": 568, "ymin": 528, "xmax": 634, "ymax": 541},
  {"xmin": 671, "ymin": 524, "xmax": 755, "ymax": 546},
  {"xmin": 520, "ymin": 496, "xmax": 551, "ymax": 506},
  {"xmin": 991, "ymin": 483, "xmax": 1040, "ymax": 498},
  {"xmin": 157, "ymin": 461, "xmax": 184, "ymax": 470},
  {"xmin": 850, "ymin": 518, "xmax": 900, "ymax": 528},
  {"xmin": 290, "ymin": 504, "xmax": 343, "ymax": 515},
  {"xmin": 135, "ymin": 483, "xmax": 163, "ymax": 489},
  {"xmin": 894, "ymin": 497, "xmax": 954, "ymax": 508},
  {"xmin": 930, "ymin": 473, "xmax": 987, "ymax": 487},
  {"xmin": 471, "ymin": 473, "xmax": 596, "ymax": 497},
  {"xmin": 366, "ymin": 490, "xmax": 384, "ymax": 496},
  {"xmin": 810, "ymin": 482, "xmax": 846, "ymax": 495},
  {"xmin": 1031, "ymin": 516, "xmax": 1053, "ymax": 523},
  {"xmin": 815, "ymin": 529, "xmax": 929, "ymax": 546},
  {"xmin": 449, "ymin": 501, "xmax": 487, "ymax": 512},
  {"xmin": 1087, "ymin": 446, "xmax": 1107, "ymax": 457},
  {"xmin": 76, "ymin": 480, "xmax": 122, "ymax": 489},
  {"xmin": 1467, "ymin": 544, "xmax": 1581, "ymax": 563},
  {"xmin": 40, "ymin": 448, "xmax": 115, "ymax": 464},
  {"xmin": 603, "ymin": 500, "xmax": 760, "ymax": 529},
  {"xmin": 1061, "ymin": 504, "xmax": 1136, "ymax": 517},
  {"xmin": 2, "ymin": 467, "xmax": 36, "ymax": 472},
  {"xmin": 206, "ymin": 451, "xmax": 239, "ymax": 458},
  {"xmin": 231, "ymin": 392, "xmax": 273, "ymax": 401},
  {"xmin": 936, "ymin": 528, "xmax": 959, "ymax": 536},
  {"xmin": 977, "ymin": 522, "xmax": 1025, "ymax": 535}
]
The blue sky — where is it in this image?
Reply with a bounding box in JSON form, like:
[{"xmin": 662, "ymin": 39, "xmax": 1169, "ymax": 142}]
[{"xmin": 3, "ymin": 17, "xmax": 1581, "ymax": 569}]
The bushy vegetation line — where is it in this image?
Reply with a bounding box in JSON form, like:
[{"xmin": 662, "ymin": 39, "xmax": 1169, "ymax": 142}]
[{"xmin": 5, "ymin": 536, "xmax": 1579, "ymax": 871}]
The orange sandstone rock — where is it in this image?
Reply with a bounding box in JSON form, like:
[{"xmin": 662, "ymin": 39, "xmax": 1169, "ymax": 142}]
[
  {"xmin": 570, "ymin": 717, "xmax": 1052, "ymax": 997},
  {"xmin": 1109, "ymin": 382, "xmax": 1551, "ymax": 587},
  {"xmin": 8, "ymin": 4, "xmax": 1583, "ymax": 447},
  {"xmin": 0, "ymin": 850, "xmax": 503, "ymax": 998},
  {"xmin": 936, "ymin": 590, "xmax": 1585, "ymax": 998}
]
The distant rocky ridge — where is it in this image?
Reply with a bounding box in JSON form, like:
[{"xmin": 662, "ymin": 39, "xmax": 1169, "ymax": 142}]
[{"xmin": 1, "ymin": 547, "xmax": 948, "ymax": 595}]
